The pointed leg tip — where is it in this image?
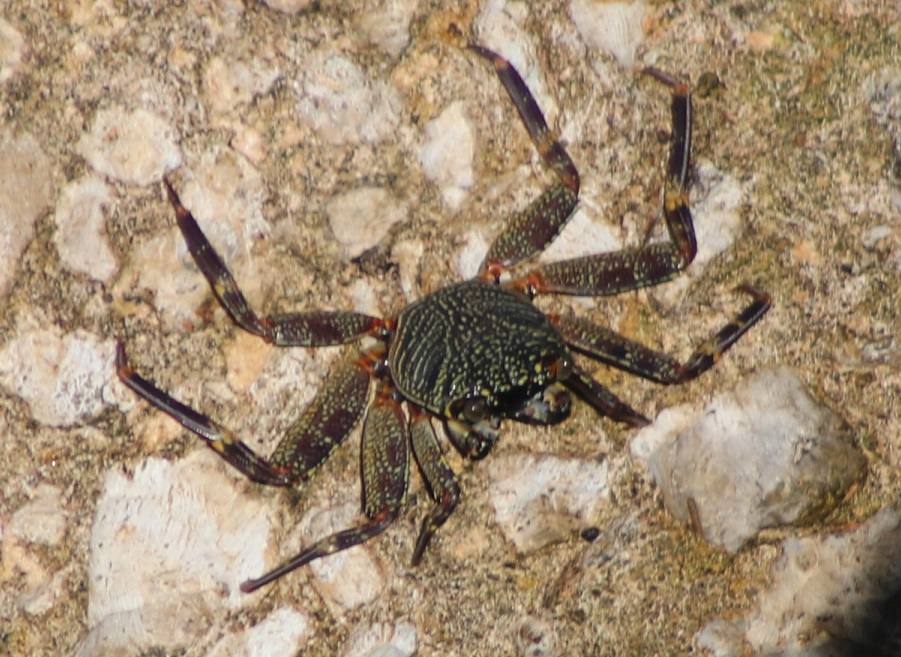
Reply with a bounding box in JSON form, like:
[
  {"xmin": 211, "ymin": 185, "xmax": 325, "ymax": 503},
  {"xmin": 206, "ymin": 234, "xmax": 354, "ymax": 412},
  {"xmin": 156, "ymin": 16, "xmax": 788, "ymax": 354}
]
[
  {"xmin": 467, "ymin": 43, "xmax": 505, "ymax": 68},
  {"xmin": 239, "ymin": 579, "xmax": 260, "ymax": 594},
  {"xmin": 115, "ymin": 342, "xmax": 132, "ymax": 379}
]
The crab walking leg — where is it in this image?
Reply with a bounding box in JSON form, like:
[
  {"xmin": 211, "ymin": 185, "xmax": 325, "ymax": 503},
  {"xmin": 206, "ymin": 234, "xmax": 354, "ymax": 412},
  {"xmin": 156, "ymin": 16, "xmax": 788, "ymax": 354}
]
[
  {"xmin": 511, "ymin": 68, "xmax": 696, "ymax": 298},
  {"xmin": 270, "ymin": 357, "xmax": 373, "ymax": 480},
  {"xmin": 563, "ymin": 364, "xmax": 650, "ymax": 427},
  {"xmin": 553, "ymin": 285, "xmax": 772, "ymax": 384},
  {"xmin": 467, "ymin": 45, "xmax": 581, "ymax": 276},
  {"xmin": 241, "ymin": 380, "xmax": 409, "ymax": 593},
  {"xmin": 164, "ymin": 179, "xmax": 385, "ymax": 346},
  {"xmin": 117, "ymin": 343, "xmax": 371, "ymax": 486},
  {"xmin": 409, "ymin": 406, "xmax": 460, "ymax": 565}
]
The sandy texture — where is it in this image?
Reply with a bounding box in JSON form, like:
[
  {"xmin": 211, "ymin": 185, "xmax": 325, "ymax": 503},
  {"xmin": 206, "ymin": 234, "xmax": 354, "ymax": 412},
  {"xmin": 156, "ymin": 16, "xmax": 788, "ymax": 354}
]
[{"xmin": 0, "ymin": 1, "xmax": 899, "ymax": 656}]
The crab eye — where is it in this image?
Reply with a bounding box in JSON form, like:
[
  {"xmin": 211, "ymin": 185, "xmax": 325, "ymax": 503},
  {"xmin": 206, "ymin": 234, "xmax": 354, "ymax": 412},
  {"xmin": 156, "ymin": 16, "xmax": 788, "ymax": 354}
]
[
  {"xmin": 463, "ymin": 397, "xmax": 488, "ymax": 423},
  {"xmin": 555, "ymin": 354, "xmax": 574, "ymax": 381}
]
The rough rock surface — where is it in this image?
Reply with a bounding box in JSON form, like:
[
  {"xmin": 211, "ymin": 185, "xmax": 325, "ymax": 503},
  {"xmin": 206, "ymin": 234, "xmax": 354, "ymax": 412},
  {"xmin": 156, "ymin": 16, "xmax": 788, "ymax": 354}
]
[{"xmin": 0, "ymin": 2, "xmax": 898, "ymax": 656}]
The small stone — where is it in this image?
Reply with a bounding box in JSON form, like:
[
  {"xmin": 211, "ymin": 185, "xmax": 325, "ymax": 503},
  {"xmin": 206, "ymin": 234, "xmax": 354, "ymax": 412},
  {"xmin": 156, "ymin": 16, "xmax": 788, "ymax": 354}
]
[
  {"xmin": 639, "ymin": 366, "xmax": 866, "ymax": 552},
  {"xmin": 391, "ymin": 239, "xmax": 424, "ymax": 301},
  {"xmin": 0, "ymin": 129, "xmax": 53, "ymax": 298},
  {"xmin": 0, "ymin": 315, "xmax": 117, "ymax": 427},
  {"xmin": 570, "ymin": 0, "xmax": 647, "ymax": 69},
  {"xmin": 474, "ymin": 0, "xmax": 551, "ymax": 113},
  {"xmin": 293, "ymin": 501, "xmax": 387, "ymax": 615},
  {"xmin": 10, "ymin": 484, "xmax": 67, "ymax": 546},
  {"xmin": 514, "ymin": 615, "xmax": 557, "ymax": 657},
  {"xmin": 77, "ymin": 106, "xmax": 182, "ymax": 186},
  {"xmin": 53, "ymin": 176, "xmax": 118, "ymax": 283},
  {"xmin": 694, "ymin": 618, "xmax": 746, "ymax": 657},
  {"xmin": 650, "ymin": 162, "xmax": 746, "ymax": 308},
  {"xmin": 202, "ymin": 54, "xmax": 280, "ymax": 116},
  {"xmin": 487, "ymin": 453, "xmax": 610, "ymax": 554},
  {"xmin": 326, "ymin": 187, "xmax": 408, "ymax": 260},
  {"xmin": 353, "ymin": 0, "xmax": 418, "ymax": 58},
  {"xmin": 861, "ymin": 224, "xmax": 894, "ymax": 250},
  {"xmin": 342, "ymin": 620, "xmax": 417, "ymax": 657},
  {"xmin": 115, "ymin": 147, "xmax": 269, "ymax": 330},
  {"xmin": 207, "ymin": 606, "xmax": 313, "ymax": 657},
  {"xmin": 538, "ymin": 207, "xmax": 623, "ymax": 263},
  {"xmin": 703, "ymin": 506, "xmax": 901, "ymax": 656},
  {"xmin": 864, "ymin": 67, "xmax": 901, "ymax": 124},
  {"xmin": 453, "ymin": 229, "xmax": 491, "ymax": 280},
  {"xmin": 419, "ymin": 102, "xmax": 475, "ymax": 212},
  {"xmin": 79, "ymin": 452, "xmax": 274, "ymax": 655},
  {"xmin": 261, "ymin": 0, "xmax": 312, "ymax": 14},
  {"xmin": 294, "ymin": 52, "xmax": 401, "ymax": 145},
  {"xmin": 0, "ymin": 17, "xmax": 28, "ymax": 84}
]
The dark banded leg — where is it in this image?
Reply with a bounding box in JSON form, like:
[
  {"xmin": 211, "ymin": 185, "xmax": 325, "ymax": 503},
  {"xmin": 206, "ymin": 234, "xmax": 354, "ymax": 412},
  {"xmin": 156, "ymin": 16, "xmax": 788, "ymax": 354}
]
[
  {"xmin": 553, "ymin": 285, "xmax": 772, "ymax": 385},
  {"xmin": 467, "ymin": 45, "xmax": 581, "ymax": 278},
  {"xmin": 409, "ymin": 406, "xmax": 460, "ymax": 565},
  {"xmin": 116, "ymin": 343, "xmax": 372, "ymax": 485},
  {"xmin": 509, "ymin": 68, "xmax": 695, "ymax": 298},
  {"xmin": 564, "ymin": 364, "xmax": 650, "ymax": 427},
  {"xmin": 241, "ymin": 380, "xmax": 409, "ymax": 592},
  {"xmin": 164, "ymin": 179, "xmax": 385, "ymax": 346}
]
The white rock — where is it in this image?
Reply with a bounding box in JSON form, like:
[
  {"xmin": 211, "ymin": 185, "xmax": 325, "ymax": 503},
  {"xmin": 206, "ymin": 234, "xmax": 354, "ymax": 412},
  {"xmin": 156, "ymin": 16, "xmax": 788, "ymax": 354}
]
[
  {"xmin": 860, "ymin": 224, "xmax": 893, "ymax": 250},
  {"xmin": 570, "ymin": 0, "xmax": 647, "ymax": 69},
  {"xmin": 538, "ymin": 207, "xmax": 623, "ymax": 263},
  {"xmin": 203, "ymin": 54, "xmax": 281, "ymax": 116},
  {"xmin": 326, "ymin": 187, "xmax": 408, "ymax": 260},
  {"xmin": 694, "ymin": 618, "xmax": 746, "ymax": 657},
  {"xmin": 293, "ymin": 501, "xmax": 387, "ymax": 615},
  {"xmin": 53, "ymin": 176, "xmax": 118, "ymax": 283},
  {"xmin": 453, "ymin": 229, "xmax": 491, "ymax": 281},
  {"xmin": 342, "ymin": 620, "xmax": 417, "ymax": 657},
  {"xmin": 639, "ymin": 366, "xmax": 866, "ymax": 552},
  {"xmin": 690, "ymin": 162, "xmax": 746, "ymax": 264},
  {"xmin": 474, "ymin": 0, "xmax": 554, "ymax": 116},
  {"xmin": 207, "ymin": 606, "xmax": 313, "ymax": 657},
  {"xmin": 117, "ymin": 148, "xmax": 269, "ymax": 330},
  {"xmin": 701, "ymin": 506, "xmax": 901, "ymax": 656},
  {"xmin": 419, "ymin": 101, "xmax": 475, "ymax": 212},
  {"xmin": 295, "ymin": 52, "xmax": 401, "ymax": 144},
  {"xmin": 513, "ymin": 615, "xmax": 557, "ymax": 657},
  {"xmin": 20, "ymin": 569, "xmax": 66, "ymax": 617},
  {"xmin": 353, "ymin": 0, "xmax": 418, "ymax": 58},
  {"xmin": 864, "ymin": 66, "xmax": 901, "ymax": 124},
  {"xmin": 0, "ymin": 315, "xmax": 117, "ymax": 426},
  {"xmin": 77, "ymin": 106, "xmax": 182, "ymax": 186},
  {"xmin": 262, "ymin": 0, "xmax": 312, "ymax": 14},
  {"xmin": 79, "ymin": 452, "xmax": 273, "ymax": 655},
  {"xmin": 650, "ymin": 161, "xmax": 747, "ymax": 308},
  {"xmin": 628, "ymin": 403, "xmax": 695, "ymax": 462},
  {"xmin": 0, "ymin": 129, "xmax": 53, "ymax": 298},
  {"xmin": 0, "ymin": 17, "xmax": 28, "ymax": 84},
  {"xmin": 392, "ymin": 239, "xmax": 425, "ymax": 301},
  {"xmin": 487, "ymin": 453, "xmax": 610, "ymax": 553},
  {"xmin": 9, "ymin": 484, "xmax": 68, "ymax": 546}
]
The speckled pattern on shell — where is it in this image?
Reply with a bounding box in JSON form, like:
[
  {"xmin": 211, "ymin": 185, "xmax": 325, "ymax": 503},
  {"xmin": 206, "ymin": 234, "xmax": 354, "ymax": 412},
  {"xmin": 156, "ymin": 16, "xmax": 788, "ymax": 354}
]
[{"xmin": 388, "ymin": 280, "xmax": 568, "ymax": 414}]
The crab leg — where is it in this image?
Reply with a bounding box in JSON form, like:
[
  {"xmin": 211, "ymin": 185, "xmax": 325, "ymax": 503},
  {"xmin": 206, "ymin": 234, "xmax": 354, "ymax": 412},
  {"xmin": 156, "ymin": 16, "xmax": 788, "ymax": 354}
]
[
  {"xmin": 510, "ymin": 68, "xmax": 696, "ymax": 298},
  {"xmin": 468, "ymin": 45, "xmax": 580, "ymax": 278},
  {"xmin": 409, "ymin": 406, "xmax": 460, "ymax": 565},
  {"xmin": 563, "ymin": 364, "xmax": 650, "ymax": 427},
  {"xmin": 117, "ymin": 343, "xmax": 371, "ymax": 485},
  {"xmin": 552, "ymin": 284, "xmax": 772, "ymax": 385},
  {"xmin": 240, "ymin": 380, "xmax": 409, "ymax": 592},
  {"xmin": 164, "ymin": 179, "xmax": 385, "ymax": 346}
]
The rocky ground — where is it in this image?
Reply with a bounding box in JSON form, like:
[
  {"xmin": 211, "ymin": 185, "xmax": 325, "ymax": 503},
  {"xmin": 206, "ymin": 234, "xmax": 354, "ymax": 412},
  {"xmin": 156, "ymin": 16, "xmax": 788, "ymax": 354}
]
[{"xmin": 0, "ymin": 1, "xmax": 899, "ymax": 656}]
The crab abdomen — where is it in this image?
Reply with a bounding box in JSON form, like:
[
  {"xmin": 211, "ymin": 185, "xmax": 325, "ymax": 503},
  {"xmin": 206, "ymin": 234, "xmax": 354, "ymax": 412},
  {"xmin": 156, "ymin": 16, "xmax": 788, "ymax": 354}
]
[{"xmin": 388, "ymin": 280, "xmax": 568, "ymax": 415}]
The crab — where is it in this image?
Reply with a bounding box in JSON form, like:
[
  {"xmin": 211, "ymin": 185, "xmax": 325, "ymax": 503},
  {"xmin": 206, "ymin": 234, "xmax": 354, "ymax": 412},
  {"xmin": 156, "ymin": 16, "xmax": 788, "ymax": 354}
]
[{"xmin": 116, "ymin": 44, "xmax": 771, "ymax": 593}]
